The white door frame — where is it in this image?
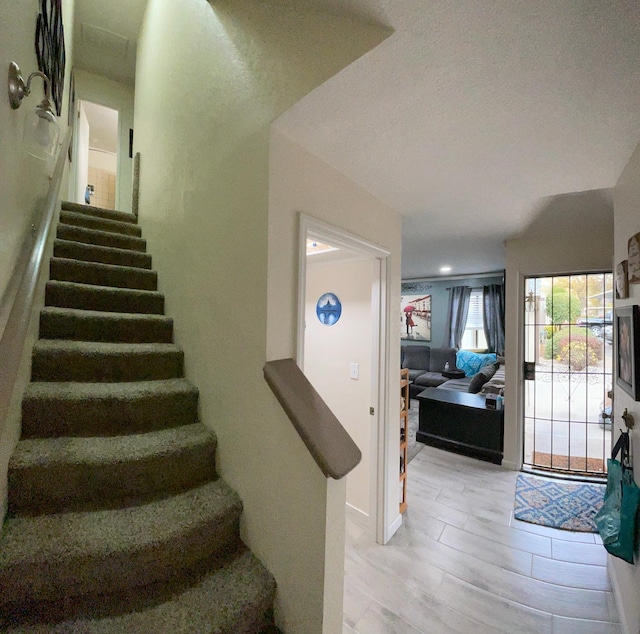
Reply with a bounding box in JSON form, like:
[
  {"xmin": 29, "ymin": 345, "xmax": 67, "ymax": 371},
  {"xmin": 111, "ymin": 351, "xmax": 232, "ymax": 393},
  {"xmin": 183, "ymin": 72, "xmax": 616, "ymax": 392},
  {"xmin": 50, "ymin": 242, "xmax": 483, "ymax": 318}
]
[{"xmin": 297, "ymin": 213, "xmax": 393, "ymax": 543}]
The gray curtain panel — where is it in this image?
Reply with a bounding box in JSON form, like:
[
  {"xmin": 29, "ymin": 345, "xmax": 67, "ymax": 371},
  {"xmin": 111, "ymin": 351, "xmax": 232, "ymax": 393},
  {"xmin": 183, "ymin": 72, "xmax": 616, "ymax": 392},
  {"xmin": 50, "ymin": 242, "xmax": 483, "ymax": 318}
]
[
  {"xmin": 483, "ymin": 283, "xmax": 505, "ymax": 353},
  {"xmin": 443, "ymin": 286, "xmax": 471, "ymax": 348}
]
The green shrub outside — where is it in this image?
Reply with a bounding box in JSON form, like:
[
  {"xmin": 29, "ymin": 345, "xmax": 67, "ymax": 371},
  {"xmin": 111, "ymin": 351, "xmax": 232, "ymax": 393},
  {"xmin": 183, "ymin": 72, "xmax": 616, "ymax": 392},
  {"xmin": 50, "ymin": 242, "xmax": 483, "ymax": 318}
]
[
  {"xmin": 544, "ymin": 326, "xmax": 602, "ymax": 370},
  {"xmin": 545, "ymin": 289, "xmax": 581, "ymax": 327}
]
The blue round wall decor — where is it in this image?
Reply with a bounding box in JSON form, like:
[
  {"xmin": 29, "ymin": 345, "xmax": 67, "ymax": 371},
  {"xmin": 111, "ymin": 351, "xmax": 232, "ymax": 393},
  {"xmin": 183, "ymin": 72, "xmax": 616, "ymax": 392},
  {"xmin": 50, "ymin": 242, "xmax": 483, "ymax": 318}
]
[{"xmin": 316, "ymin": 293, "xmax": 342, "ymax": 326}]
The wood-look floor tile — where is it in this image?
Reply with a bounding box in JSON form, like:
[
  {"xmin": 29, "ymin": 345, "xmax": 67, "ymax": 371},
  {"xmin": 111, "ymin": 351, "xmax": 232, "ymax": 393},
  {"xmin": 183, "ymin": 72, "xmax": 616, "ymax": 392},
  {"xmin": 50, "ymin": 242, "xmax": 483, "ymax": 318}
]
[
  {"xmin": 532, "ymin": 555, "xmax": 612, "ymax": 591},
  {"xmin": 410, "ymin": 535, "xmax": 507, "ymax": 594},
  {"xmin": 436, "ymin": 488, "xmax": 514, "ymax": 526},
  {"xmin": 358, "ymin": 540, "xmax": 446, "ymax": 597},
  {"xmin": 439, "ymin": 524, "xmax": 533, "ymax": 576},
  {"xmin": 500, "ymin": 569, "xmax": 612, "ymax": 620},
  {"xmin": 401, "ymin": 505, "xmax": 447, "ymax": 542},
  {"xmin": 510, "ymin": 513, "xmax": 597, "ymax": 543},
  {"xmin": 344, "ymin": 549, "xmax": 432, "ymax": 615},
  {"xmin": 343, "ymin": 446, "xmax": 620, "ymax": 632},
  {"xmin": 343, "ymin": 570, "xmax": 373, "ymax": 628},
  {"xmin": 551, "ymin": 539, "xmax": 608, "ymax": 566},
  {"xmin": 552, "ymin": 615, "xmax": 622, "ymax": 634},
  {"xmin": 411, "ymin": 495, "xmax": 470, "ymax": 529},
  {"xmin": 352, "ymin": 599, "xmax": 426, "ymax": 634},
  {"xmin": 435, "ymin": 573, "xmax": 553, "ymax": 634},
  {"xmin": 464, "ymin": 516, "xmax": 553, "ymax": 557},
  {"xmin": 397, "ymin": 583, "xmax": 504, "ymax": 634}
]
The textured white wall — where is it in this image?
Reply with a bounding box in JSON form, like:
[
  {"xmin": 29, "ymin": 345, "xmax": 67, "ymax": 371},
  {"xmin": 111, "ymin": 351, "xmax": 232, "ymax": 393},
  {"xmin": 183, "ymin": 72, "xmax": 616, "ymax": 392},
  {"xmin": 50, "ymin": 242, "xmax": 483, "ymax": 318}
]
[
  {"xmin": 268, "ymin": 130, "xmax": 401, "ymax": 631},
  {"xmin": 305, "ymin": 258, "xmax": 375, "ymax": 516},
  {"xmin": 73, "ymin": 70, "xmax": 133, "ymax": 213},
  {"xmin": 134, "ymin": 2, "xmax": 390, "ymax": 631},
  {"xmin": 504, "ymin": 191, "xmax": 614, "ymax": 469},
  {"xmin": 0, "ymin": 0, "xmax": 75, "ymax": 520},
  {"xmin": 610, "ymin": 142, "xmax": 640, "ymax": 634},
  {"xmin": 0, "ymin": 0, "xmax": 74, "ymax": 304}
]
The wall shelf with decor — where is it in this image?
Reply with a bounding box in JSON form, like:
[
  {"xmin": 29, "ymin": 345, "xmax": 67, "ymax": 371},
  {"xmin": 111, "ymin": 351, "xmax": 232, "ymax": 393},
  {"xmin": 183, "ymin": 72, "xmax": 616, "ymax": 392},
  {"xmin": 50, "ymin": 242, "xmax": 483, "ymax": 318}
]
[{"xmin": 400, "ymin": 368, "xmax": 409, "ymax": 513}]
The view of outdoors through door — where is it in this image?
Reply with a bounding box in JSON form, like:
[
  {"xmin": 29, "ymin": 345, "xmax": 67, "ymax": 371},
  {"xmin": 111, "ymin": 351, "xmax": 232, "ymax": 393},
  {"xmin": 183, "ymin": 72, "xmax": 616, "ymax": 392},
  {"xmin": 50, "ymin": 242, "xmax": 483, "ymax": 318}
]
[{"xmin": 523, "ymin": 273, "xmax": 613, "ymax": 478}]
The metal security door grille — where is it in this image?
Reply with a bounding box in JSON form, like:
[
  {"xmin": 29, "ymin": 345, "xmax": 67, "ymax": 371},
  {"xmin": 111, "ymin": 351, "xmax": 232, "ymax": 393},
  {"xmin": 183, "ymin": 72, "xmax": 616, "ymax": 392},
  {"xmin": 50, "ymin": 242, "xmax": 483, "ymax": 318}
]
[{"xmin": 523, "ymin": 273, "xmax": 613, "ymax": 477}]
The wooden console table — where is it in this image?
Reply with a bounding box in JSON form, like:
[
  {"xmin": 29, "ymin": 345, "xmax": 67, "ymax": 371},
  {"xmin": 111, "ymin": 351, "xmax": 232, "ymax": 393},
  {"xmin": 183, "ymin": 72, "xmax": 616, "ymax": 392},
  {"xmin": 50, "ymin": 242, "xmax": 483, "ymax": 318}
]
[{"xmin": 416, "ymin": 387, "xmax": 504, "ymax": 464}]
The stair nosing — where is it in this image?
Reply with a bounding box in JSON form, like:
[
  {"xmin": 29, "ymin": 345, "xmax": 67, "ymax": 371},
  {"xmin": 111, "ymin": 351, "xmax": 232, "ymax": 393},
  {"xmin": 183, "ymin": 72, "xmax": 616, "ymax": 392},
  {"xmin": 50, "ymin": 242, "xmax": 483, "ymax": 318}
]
[
  {"xmin": 53, "ymin": 240, "xmax": 153, "ymax": 267},
  {"xmin": 9, "ymin": 423, "xmax": 215, "ymax": 470},
  {"xmin": 40, "ymin": 306, "xmax": 173, "ymax": 322},
  {"xmin": 57, "ymin": 224, "xmax": 147, "ymax": 248},
  {"xmin": 0, "ymin": 478, "xmax": 241, "ymax": 567},
  {"xmin": 60, "ymin": 210, "xmax": 142, "ymax": 236},
  {"xmin": 50, "ymin": 256, "xmax": 158, "ymax": 277},
  {"xmin": 61, "ymin": 201, "xmax": 137, "ymax": 224},
  {"xmin": 46, "ymin": 279, "xmax": 163, "ymax": 298}
]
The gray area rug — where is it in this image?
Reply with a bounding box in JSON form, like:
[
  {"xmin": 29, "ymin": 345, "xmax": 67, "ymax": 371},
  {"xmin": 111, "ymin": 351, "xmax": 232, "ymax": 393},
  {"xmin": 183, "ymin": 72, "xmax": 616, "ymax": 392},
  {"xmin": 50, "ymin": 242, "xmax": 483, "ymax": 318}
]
[{"xmin": 407, "ymin": 399, "xmax": 425, "ymax": 463}]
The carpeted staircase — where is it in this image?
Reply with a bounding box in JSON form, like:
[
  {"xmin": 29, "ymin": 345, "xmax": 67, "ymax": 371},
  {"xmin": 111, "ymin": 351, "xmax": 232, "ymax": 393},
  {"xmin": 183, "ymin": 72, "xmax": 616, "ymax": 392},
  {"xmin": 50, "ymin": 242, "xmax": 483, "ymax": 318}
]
[{"xmin": 0, "ymin": 201, "xmax": 277, "ymax": 632}]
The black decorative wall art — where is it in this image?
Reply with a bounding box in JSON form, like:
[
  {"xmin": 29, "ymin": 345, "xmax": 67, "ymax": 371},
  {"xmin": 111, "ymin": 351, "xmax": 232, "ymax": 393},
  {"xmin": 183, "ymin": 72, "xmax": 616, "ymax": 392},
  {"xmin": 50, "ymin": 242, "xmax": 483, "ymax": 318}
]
[{"xmin": 35, "ymin": 0, "xmax": 66, "ymax": 116}]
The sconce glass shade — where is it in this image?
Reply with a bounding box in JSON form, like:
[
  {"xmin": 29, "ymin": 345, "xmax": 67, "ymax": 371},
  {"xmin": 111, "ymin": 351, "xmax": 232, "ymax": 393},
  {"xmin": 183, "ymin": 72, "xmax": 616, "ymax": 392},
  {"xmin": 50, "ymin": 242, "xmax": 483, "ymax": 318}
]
[
  {"xmin": 8, "ymin": 61, "xmax": 60, "ymax": 161},
  {"xmin": 23, "ymin": 102, "xmax": 60, "ymax": 160}
]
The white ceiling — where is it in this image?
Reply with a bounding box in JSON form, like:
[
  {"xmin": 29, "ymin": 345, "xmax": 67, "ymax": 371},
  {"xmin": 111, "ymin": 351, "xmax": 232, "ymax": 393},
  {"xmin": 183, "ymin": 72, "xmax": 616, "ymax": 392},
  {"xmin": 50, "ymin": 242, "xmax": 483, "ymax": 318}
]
[
  {"xmin": 74, "ymin": 0, "xmax": 640, "ymax": 278},
  {"xmin": 73, "ymin": 0, "xmax": 147, "ymax": 85},
  {"xmin": 275, "ymin": 0, "xmax": 640, "ymax": 278}
]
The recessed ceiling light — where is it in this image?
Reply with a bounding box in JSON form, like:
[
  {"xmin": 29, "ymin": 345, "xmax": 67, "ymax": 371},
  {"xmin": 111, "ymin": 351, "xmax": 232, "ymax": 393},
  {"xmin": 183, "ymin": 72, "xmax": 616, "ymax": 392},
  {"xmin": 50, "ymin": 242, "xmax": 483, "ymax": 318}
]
[
  {"xmin": 440, "ymin": 265, "xmax": 452, "ymax": 273},
  {"xmin": 306, "ymin": 239, "xmax": 339, "ymax": 256}
]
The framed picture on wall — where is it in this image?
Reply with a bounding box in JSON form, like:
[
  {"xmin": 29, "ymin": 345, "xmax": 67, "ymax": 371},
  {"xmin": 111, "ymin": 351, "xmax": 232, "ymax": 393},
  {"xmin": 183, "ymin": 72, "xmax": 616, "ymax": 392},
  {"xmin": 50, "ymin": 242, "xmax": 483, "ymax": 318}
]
[
  {"xmin": 616, "ymin": 260, "xmax": 629, "ymax": 299},
  {"xmin": 616, "ymin": 306, "xmax": 640, "ymax": 400},
  {"xmin": 401, "ymin": 294, "xmax": 431, "ymax": 341},
  {"xmin": 628, "ymin": 232, "xmax": 640, "ymax": 284}
]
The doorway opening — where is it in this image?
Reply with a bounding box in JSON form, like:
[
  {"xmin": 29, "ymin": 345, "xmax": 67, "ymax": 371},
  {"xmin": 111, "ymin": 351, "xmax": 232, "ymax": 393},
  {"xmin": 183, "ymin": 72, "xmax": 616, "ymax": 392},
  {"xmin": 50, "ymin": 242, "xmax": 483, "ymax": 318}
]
[
  {"xmin": 74, "ymin": 100, "xmax": 119, "ymax": 209},
  {"xmin": 523, "ymin": 272, "xmax": 613, "ymax": 478},
  {"xmin": 297, "ymin": 215, "xmax": 392, "ymax": 543}
]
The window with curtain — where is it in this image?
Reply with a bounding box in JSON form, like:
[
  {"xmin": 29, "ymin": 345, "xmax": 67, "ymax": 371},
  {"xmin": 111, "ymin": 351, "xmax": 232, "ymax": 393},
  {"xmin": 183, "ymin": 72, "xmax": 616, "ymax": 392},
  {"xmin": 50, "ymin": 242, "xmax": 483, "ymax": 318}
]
[{"xmin": 461, "ymin": 290, "xmax": 487, "ymax": 350}]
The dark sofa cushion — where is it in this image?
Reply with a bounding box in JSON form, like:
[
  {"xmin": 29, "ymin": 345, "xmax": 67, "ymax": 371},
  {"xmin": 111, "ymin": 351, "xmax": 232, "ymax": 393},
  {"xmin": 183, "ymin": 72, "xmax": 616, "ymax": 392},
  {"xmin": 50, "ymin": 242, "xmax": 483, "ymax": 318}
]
[
  {"xmin": 437, "ymin": 377, "xmax": 473, "ymax": 391},
  {"xmin": 414, "ymin": 371, "xmax": 449, "ymax": 388},
  {"xmin": 468, "ymin": 362, "xmax": 498, "ymax": 394},
  {"xmin": 407, "ymin": 369, "xmax": 427, "ymax": 382},
  {"xmin": 401, "ymin": 345, "xmax": 430, "ymax": 371},
  {"xmin": 429, "ymin": 347, "xmax": 458, "ymax": 372}
]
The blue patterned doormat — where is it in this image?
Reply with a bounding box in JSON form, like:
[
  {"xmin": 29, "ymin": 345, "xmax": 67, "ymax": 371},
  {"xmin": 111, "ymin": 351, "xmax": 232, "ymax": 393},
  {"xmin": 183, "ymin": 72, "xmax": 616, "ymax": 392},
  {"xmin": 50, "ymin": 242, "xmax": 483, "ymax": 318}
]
[{"xmin": 514, "ymin": 473, "xmax": 605, "ymax": 532}]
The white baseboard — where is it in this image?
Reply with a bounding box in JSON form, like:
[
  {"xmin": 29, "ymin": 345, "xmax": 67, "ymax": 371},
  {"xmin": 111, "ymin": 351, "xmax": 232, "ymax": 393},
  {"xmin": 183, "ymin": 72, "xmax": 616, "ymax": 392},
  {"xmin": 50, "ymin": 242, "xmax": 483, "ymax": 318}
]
[
  {"xmin": 501, "ymin": 459, "xmax": 518, "ymax": 471},
  {"xmin": 385, "ymin": 512, "xmax": 403, "ymax": 543},
  {"xmin": 345, "ymin": 503, "xmax": 368, "ymax": 520},
  {"xmin": 608, "ymin": 557, "xmax": 631, "ymax": 634}
]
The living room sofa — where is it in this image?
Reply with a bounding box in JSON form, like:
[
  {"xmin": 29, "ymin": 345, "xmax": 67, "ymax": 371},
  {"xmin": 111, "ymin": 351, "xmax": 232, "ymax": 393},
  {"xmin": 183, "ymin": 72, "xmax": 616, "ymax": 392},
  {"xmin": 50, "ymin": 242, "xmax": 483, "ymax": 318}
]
[
  {"xmin": 401, "ymin": 345, "xmax": 506, "ymax": 464},
  {"xmin": 401, "ymin": 345, "xmax": 503, "ymax": 399},
  {"xmin": 400, "ymin": 345, "xmax": 458, "ymax": 399}
]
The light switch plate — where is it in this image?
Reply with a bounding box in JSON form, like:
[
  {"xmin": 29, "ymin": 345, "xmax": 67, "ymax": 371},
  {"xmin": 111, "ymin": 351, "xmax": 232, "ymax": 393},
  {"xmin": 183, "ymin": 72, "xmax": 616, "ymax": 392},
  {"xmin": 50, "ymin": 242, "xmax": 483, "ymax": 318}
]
[{"xmin": 350, "ymin": 363, "xmax": 359, "ymax": 380}]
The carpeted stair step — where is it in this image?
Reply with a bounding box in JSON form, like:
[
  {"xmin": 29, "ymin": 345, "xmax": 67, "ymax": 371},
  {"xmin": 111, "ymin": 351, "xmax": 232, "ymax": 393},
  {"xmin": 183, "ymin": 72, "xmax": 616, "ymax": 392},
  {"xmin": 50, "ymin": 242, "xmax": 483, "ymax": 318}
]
[
  {"xmin": 39, "ymin": 307, "xmax": 173, "ymax": 344},
  {"xmin": 21, "ymin": 379, "xmax": 198, "ymax": 438},
  {"xmin": 46, "ymin": 280, "xmax": 164, "ymax": 314},
  {"xmin": 0, "ymin": 479, "xmax": 242, "ymax": 608},
  {"xmin": 61, "ymin": 201, "xmax": 137, "ymax": 225},
  {"xmin": 8, "ymin": 423, "xmax": 217, "ymax": 515},
  {"xmin": 54, "ymin": 238, "xmax": 152, "ymax": 269},
  {"xmin": 50, "ymin": 257, "xmax": 158, "ymax": 291},
  {"xmin": 31, "ymin": 340, "xmax": 183, "ymax": 382},
  {"xmin": 0, "ymin": 547, "xmax": 277, "ymax": 633},
  {"xmin": 60, "ymin": 210, "xmax": 142, "ymax": 237},
  {"xmin": 57, "ymin": 224, "xmax": 146, "ymax": 252}
]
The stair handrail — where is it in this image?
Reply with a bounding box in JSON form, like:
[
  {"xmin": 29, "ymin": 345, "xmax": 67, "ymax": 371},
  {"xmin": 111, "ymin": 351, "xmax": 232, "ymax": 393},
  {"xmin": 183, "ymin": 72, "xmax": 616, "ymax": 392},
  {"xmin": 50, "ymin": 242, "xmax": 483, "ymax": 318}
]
[
  {"xmin": 0, "ymin": 130, "xmax": 72, "ymax": 432},
  {"xmin": 263, "ymin": 358, "xmax": 362, "ymax": 479}
]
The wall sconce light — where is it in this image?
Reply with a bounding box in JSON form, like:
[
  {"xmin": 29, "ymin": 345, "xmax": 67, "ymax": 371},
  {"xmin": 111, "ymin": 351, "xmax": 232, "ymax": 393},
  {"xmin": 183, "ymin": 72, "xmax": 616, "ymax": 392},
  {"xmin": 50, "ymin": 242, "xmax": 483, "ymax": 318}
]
[
  {"xmin": 525, "ymin": 291, "xmax": 536, "ymax": 313},
  {"xmin": 8, "ymin": 61, "xmax": 60, "ymax": 161}
]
